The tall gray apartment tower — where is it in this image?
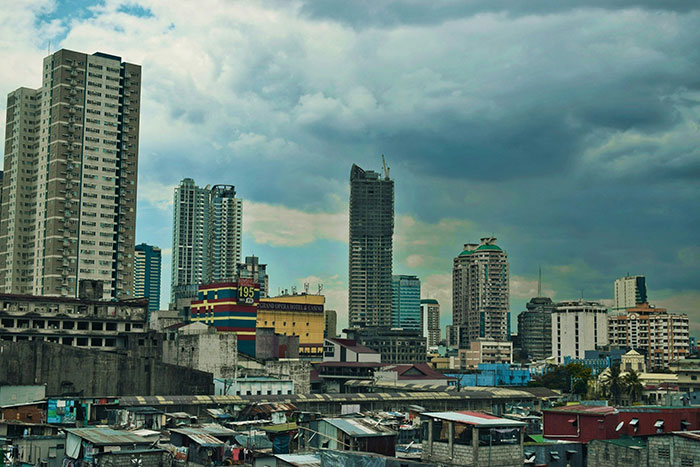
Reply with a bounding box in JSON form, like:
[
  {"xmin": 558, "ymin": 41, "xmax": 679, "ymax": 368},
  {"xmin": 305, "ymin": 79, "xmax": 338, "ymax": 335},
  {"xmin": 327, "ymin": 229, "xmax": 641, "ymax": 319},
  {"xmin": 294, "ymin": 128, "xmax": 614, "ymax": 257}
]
[
  {"xmin": 0, "ymin": 49, "xmax": 141, "ymax": 299},
  {"xmin": 452, "ymin": 237, "xmax": 510, "ymax": 348},
  {"xmin": 348, "ymin": 163, "xmax": 394, "ymax": 328},
  {"xmin": 171, "ymin": 179, "xmax": 242, "ymax": 302}
]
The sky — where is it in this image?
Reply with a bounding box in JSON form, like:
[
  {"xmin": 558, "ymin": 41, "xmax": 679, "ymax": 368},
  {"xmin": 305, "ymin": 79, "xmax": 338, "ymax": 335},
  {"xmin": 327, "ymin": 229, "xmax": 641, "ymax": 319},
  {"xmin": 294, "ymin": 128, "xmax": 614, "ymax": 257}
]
[{"xmin": 1, "ymin": 0, "xmax": 699, "ymax": 335}]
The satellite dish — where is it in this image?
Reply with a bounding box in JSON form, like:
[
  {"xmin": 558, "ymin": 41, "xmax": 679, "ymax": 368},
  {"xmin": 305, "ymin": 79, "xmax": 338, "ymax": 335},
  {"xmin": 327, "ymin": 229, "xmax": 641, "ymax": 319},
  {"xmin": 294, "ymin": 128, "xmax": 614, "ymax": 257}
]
[{"xmin": 616, "ymin": 421, "xmax": 624, "ymax": 432}]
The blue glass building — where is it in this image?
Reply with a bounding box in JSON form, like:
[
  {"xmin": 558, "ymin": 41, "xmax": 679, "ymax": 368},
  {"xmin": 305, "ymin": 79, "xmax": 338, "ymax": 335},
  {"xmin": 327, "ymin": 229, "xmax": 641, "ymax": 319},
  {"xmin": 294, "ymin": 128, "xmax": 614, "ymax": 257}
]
[
  {"xmin": 392, "ymin": 275, "xmax": 421, "ymax": 330},
  {"xmin": 134, "ymin": 243, "xmax": 162, "ymax": 315}
]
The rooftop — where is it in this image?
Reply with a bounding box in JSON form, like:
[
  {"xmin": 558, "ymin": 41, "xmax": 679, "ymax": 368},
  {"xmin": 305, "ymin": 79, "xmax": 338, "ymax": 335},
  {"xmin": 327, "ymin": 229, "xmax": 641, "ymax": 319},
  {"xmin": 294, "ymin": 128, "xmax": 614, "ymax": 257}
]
[
  {"xmin": 65, "ymin": 428, "xmax": 152, "ymax": 446},
  {"xmin": 544, "ymin": 404, "xmax": 616, "ymax": 415},
  {"xmin": 326, "ymin": 338, "xmax": 378, "ymax": 354},
  {"xmin": 422, "ymin": 411, "xmax": 527, "ymax": 427},
  {"xmin": 322, "ymin": 418, "xmax": 396, "ymax": 437}
]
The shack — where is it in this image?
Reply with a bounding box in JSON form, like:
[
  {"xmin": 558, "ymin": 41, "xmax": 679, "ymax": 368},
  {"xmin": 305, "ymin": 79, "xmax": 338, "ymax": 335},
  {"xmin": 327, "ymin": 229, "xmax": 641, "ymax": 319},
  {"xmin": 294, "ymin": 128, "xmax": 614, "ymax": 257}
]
[{"xmin": 316, "ymin": 417, "xmax": 397, "ymax": 456}]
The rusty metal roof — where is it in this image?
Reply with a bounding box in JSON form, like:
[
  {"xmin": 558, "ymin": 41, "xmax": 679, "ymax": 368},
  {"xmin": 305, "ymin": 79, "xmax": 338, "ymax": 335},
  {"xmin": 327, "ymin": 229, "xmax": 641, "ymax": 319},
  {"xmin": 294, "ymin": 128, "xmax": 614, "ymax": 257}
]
[
  {"xmin": 65, "ymin": 428, "xmax": 153, "ymax": 446},
  {"xmin": 170, "ymin": 427, "xmax": 225, "ymax": 447}
]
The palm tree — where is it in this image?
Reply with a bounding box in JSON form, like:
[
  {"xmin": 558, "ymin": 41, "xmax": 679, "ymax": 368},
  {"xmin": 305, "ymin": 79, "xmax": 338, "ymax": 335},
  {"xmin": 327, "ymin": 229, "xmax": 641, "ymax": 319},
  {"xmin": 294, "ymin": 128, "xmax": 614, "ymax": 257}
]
[
  {"xmin": 602, "ymin": 363, "xmax": 624, "ymax": 405},
  {"xmin": 623, "ymin": 370, "xmax": 644, "ymax": 404}
]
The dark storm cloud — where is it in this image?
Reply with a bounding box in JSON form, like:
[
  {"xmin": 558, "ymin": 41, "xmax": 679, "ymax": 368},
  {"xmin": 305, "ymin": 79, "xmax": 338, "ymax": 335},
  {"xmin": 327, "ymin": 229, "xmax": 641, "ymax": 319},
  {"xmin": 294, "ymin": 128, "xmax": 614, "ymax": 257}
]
[{"xmin": 297, "ymin": 0, "xmax": 700, "ymax": 28}]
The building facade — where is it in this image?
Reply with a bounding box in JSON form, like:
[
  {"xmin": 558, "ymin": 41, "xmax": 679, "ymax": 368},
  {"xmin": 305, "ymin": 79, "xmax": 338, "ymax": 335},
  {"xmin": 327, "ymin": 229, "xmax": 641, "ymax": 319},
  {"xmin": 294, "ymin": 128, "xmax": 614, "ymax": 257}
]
[
  {"xmin": 0, "ymin": 292, "xmax": 148, "ymax": 350},
  {"xmin": 614, "ymin": 275, "xmax": 647, "ymax": 311},
  {"xmin": 0, "ymin": 50, "xmax": 141, "ymax": 300},
  {"xmin": 517, "ymin": 296, "xmax": 554, "ymax": 361},
  {"xmin": 236, "ymin": 255, "xmax": 268, "ymax": 298},
  {"xmin": 421, "ymin": 299, "xmax": 441, "ymax": 347},
  {"xmin": 206, "ymin": 185, "xmax": 242, "ymax": 283},
  {"xmin": 189, "ymin": 280, "xmax": 259, "ymax": 357},
  {"xmin": 134, "ymin": 243, "xmax": 161, "ymax": 314},
  {"xmin": 452, "ymin": 238, "xmax": 510, "ymax": 348},
  {"xmin": 608, "ymin": 303, "xmax": 690, "ymax": 369},
  {"xmin": 459, "ymin": 339, "xmax": 513, "ymax": 369},
  {"xmin": 391, "ymin": 274, "xmax": 421, "ymax": 330},
  {"xmin": 325, "ymin": 309, "xmax": 337, "ymax": 338},
  {"xmin": 551, "ymin": 300, "xmax": 608, "ymax": 364},
  {"xmin": 345, "ymin": 327, "xmax": 427, "ymax": 364},
  {"xmin": 348, "ymin": 164, "xmax": 394, "ymax": 328},
  {"xmin": 257, "ymin": 293, "xmax": 325, "ymax": 359}
]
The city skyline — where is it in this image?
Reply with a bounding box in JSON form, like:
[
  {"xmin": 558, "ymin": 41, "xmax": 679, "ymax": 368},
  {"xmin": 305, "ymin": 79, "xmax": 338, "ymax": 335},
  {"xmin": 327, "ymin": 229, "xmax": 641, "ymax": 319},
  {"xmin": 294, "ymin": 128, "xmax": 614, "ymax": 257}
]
[{"xmin": 0, "ymin": 2, "xmax": 698, "ymax": 334}]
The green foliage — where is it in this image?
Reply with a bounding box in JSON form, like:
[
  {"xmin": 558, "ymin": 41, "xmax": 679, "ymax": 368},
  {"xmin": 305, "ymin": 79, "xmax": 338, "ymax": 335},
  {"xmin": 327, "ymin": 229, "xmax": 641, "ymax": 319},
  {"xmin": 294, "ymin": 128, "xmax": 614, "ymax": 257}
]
[
  {"xmin": 623, "ymin": 370, "xmax": 644, "ymax": 403},
  {"xmin": 529, "ymin": 363, "xmax": 593, "ymax": 397}
]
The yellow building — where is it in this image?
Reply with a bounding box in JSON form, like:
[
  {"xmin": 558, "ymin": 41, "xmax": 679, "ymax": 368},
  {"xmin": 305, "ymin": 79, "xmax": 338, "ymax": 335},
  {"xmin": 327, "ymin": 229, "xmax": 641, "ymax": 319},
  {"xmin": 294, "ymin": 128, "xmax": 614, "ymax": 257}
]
[{"xmin": 257, "ymin": 294, "xmax": 325, "ymax": 358}]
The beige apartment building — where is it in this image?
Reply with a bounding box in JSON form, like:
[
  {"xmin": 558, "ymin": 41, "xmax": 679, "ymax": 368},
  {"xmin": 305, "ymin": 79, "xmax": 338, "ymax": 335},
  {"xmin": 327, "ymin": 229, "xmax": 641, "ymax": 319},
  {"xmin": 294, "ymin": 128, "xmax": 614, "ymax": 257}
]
[
  {"xmin": 0, "ymin": 49, "xmax": 141, "ymax": 299},
  {"xmin": 608, "ymin": 303, "xmax": 690, "ymax": 370}
]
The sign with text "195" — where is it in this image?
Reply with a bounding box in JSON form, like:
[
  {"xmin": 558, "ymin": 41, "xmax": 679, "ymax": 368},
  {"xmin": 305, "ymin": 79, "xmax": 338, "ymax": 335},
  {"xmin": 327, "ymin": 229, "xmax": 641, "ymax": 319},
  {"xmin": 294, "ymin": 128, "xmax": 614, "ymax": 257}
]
[{"xmin": 238, "ymin": 284, "xmax": 256, "ymax": 304}]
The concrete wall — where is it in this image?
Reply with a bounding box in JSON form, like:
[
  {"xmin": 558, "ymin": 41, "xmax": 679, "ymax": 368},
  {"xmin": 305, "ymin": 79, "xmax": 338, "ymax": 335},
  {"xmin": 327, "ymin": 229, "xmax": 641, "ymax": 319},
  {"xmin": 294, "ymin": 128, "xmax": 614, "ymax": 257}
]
[
  {"xmin": 0, "ymin": 340, "xmax": 213, "ymax": 396},
  {"xmin": 13, "ymin": 435, "xmax": 66, "ymax": 467},
  {"xmin": 162, "ymin": 331, "xmax": 238, "ymax": 379},
  {"xmin": 588, "ymin": 440, "xmax": 646, "ymax": 467},
  {"xmin": 648, "ymin": 435, "xmax": 700, "ymax": 466},
  {"xmin": 259, "ymin": 360, "xmax": 311, "ymax": 394}
]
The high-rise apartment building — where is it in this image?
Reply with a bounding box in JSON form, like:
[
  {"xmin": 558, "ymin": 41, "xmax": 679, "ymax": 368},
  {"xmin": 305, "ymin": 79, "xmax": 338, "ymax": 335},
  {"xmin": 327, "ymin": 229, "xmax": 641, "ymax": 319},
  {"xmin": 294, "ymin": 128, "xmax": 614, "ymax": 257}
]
[
  {"xmin": 171, "ymin": 179, "xmax": 243, "ymax": 302},
  {"xmin": 614, "ymin": 275, "xmax": 647, "ymax": 311},
  {"xmin": 551, "ymin": 300, "xmax": 608, "ymax": 364},
  {"xmin": 236, "ymin": 255, "xmax": 268, "ymax": 298},
  {"xmin": 348, "ymin": 163, "xmax": 394, "ymax": 328},
  {"xmin": 325, "ymin": 309, "xmax": 337, "ymax": 338},
  {"xmin": 171, "ymin": 178, "xmax": 210, "ymax": 302},
  {"xmin": 392, "ymin": 274, "xmax": 421, "ymax": 330},
  {"xmin": 452, "ymin": 237, "xmax": 509, "ymax": 348},
  {"xmin": 0, "ymin": 50, "xmax": 141, "ymax": 299},
  {"xmin": 517, "ymin": 297, "xmax": 555, "ymax": 361},
  {"xmin": 420, "ymin": 299, "xmax": 441, "ymax": 347},
  {"xmin": 608, "ymin": 303, "xmax": 690, "ymax": 370},
  {"xmin": 134, "ymin": 243, "xmax": 162, "ymax": 313},
  {"xmin": 206, "ymin": 185, "xmax": 242, "ymax": 283}
]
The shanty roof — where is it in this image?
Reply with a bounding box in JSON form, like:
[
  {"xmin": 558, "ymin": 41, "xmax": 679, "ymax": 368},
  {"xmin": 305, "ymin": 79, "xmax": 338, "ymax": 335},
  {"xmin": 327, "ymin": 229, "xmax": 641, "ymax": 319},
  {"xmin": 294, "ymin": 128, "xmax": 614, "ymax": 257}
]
[
  {"xmin": 272, "ymin": 454, "xmax": 321, "ymax": 467},
  {"xmin": 205, "ymin": 408, "xmax": 233, "ymax": 420},
  {"xmin": 246, "ymin": 402, "xmax": 298, "ymax": 414},
  {"xmin": 170, "ymin": 427, "xmax": 225, "ymax": 447},
  {"xmin": 321, "ymin": 418, "xmax": 396, "ymax": 438},
  {"xmin": 381, "ymin": 363, "xmax": 456, "ymax": 381},
  {"xmin": 126, "ymin": 406, "xmax": 163, "ymax": 414},
  {"xmin": 65, "ymin": 428, "xmax": 152, "ymax": 446},
  {"xmin": 519, "ymin": 387, "xmax": 563, "ymax": 399},
  {"xmin": 344, "ymin": 379, "xmax": 456, "ymax": 392},
  {"xmin": 422, "ymin": 411, "xmax": 527, "ymax": 427}
]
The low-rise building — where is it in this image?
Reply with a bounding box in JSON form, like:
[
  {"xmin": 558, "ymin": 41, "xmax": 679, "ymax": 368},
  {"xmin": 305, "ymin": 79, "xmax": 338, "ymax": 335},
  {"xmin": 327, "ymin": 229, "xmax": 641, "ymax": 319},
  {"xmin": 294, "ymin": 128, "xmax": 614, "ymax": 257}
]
[
  {"xmin": 459, "ymin": 339, "xmax": 513, "ymax": 369},
  {"xmin": 162, "ymin": 322, "xmax": 238, "ymax": 379},
  {"xmin": 608, "ymin": 303, "xmax": 690, "ymax": 369},
  {"xmin": 668, "ymin": 358, "xmax": 700, "ymax": 393},
  {"xmin": 214, "ymin": 376, "xmax": 294, "ymax": 396},
  {"xmin": 0, "ymin": 293, "xmax": 148, "ymax": 350},
  {"xmin": 375, "ymin": 363, "xmax": 456, "ymax": 387},
  {"xmin": 345, "ymin": 327, "xmax": 427, "ymax": 363},
  {"xmin": 315, "ymin": 418, "xmax": 397, "ymax": 456},
  {"xmin": 321, "ymin": 337, "xmax": 383, "ymax": 393},
  {"xmin": 258, "ymin": 293, "xmax": 325, "ymax": 359},
  {"xmin": 543, "ymin": 405, "xmax": 700, "ymax": 443},
  {"xmin": 421, "ymin": 411, "xmax": 526, "ymax": 466},
  {"xmin": 589, "ymin": 431, "xmax": 700, "ymax": 467}
]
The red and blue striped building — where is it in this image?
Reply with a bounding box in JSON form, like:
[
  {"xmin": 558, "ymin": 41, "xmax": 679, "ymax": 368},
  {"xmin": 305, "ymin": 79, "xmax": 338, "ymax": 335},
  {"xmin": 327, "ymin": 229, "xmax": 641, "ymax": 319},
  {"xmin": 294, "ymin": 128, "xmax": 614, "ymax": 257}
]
[{"xmin": 190, "ymin": 279, "xmax": 258, "ymax": 357}]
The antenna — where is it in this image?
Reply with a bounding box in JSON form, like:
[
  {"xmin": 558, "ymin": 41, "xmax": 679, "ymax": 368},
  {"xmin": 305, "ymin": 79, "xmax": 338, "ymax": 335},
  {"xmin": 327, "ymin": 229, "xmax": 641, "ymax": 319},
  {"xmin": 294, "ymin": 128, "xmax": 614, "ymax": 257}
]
[
  {"xmin": 381, "ymin": 154, "xmax": 390, "ymax": 179},
  {"xmin": 48, "ymin": 40, "xmax": 51, "ymax": 56},
  {"xmin": 538, "ymin": 266, "xmax": 542, "ymax": 297},
  {"xmin": 317, "ymin": 284, "xmax": 323, "ymax": 294}
]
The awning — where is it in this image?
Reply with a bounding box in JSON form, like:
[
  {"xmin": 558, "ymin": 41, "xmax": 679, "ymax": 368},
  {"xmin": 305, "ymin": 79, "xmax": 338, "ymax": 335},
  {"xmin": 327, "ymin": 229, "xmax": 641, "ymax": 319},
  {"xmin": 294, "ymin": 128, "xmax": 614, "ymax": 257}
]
[
  {"xmin": 654, "ymin": 420, "xmax": 664, "ymax": 428},
  {"xmin": 568, "ymin": 418, "xmax": 576, "ymax": 423},
  {"xmin": 550, "ymin": 451, "xmax": 560, "ymax": 460},
  {"xmin": 630, "ymin": 419, "xmax": 639, "ymax": 426}
]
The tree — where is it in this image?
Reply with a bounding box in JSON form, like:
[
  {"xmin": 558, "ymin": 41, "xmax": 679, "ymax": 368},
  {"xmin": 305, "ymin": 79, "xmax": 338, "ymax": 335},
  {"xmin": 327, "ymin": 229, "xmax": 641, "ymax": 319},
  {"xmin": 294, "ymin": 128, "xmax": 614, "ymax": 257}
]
[
  {"xmin": 566, "ymin": 363, "xmax": 593, "ymax": 398},
  {"xmin": 623, "ymin": 370, "xmax": 644, "ymax": 403},
  {"xmin": 602, "ymin": 363, "xmax": 624, "ymax": 405}
]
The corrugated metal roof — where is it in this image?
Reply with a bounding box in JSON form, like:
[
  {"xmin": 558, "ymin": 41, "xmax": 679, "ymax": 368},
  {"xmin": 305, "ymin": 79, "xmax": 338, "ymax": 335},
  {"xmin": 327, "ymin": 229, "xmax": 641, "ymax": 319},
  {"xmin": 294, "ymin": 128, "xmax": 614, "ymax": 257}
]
[
  {"xmin": 170, "ymin": 428, "xmax": 225, "ymax": 447},
  {"xmin": 65, "ymin": 428, "xmax": 152, "ymax": 446},
  {"xmin": 422, "ymin": 411, "xmax": 527, "ymax": 427},
  {"xmin": 274, "ymin": 453, "xmax": 321, "ymax": 467},
  {"xmin": 322, "ymin": 418, "xmax": 396, "ymax": 437}
]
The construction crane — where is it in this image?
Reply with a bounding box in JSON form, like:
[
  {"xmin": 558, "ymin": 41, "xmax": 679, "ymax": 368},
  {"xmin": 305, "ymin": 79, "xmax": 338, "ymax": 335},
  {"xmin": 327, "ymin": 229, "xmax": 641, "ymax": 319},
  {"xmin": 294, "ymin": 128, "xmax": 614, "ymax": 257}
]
[{"xmin": 381, "ymin": 154, "xmax": 390, "ymax": 180}]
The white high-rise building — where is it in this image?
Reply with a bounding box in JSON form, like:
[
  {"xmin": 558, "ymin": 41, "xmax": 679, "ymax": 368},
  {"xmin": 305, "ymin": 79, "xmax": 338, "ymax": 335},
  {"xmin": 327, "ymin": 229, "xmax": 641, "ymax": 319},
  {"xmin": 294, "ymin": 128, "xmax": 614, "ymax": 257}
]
[
  {"xmin": 171, "ymin": 180, "xmax": 242, "ymax": 301},
  {"xmin": 551, "ymin": 300, "xmax": 608, "ymax": 364},
  {"xmin": 614, "ymin": 275, "xmax": 648, "ymax": 311},
  {"xmin": 0, "ymin": 49, "xmax": 141, "ymax": 299},
  {"xmin": 420, "ymin": 299, "xmax": 441, "ymax": 347}
]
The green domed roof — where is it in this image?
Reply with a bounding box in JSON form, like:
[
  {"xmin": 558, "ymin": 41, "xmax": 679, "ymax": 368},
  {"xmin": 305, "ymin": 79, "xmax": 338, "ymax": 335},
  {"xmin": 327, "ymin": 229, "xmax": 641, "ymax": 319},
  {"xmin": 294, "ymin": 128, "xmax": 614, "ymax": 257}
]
[
  {"xmin": 476, "ymin": 244, "xmax": 502, "ymax": 251},
  {"xmin": 459, "ymin": 250, "xmax": 474, "ymax": 256}
]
